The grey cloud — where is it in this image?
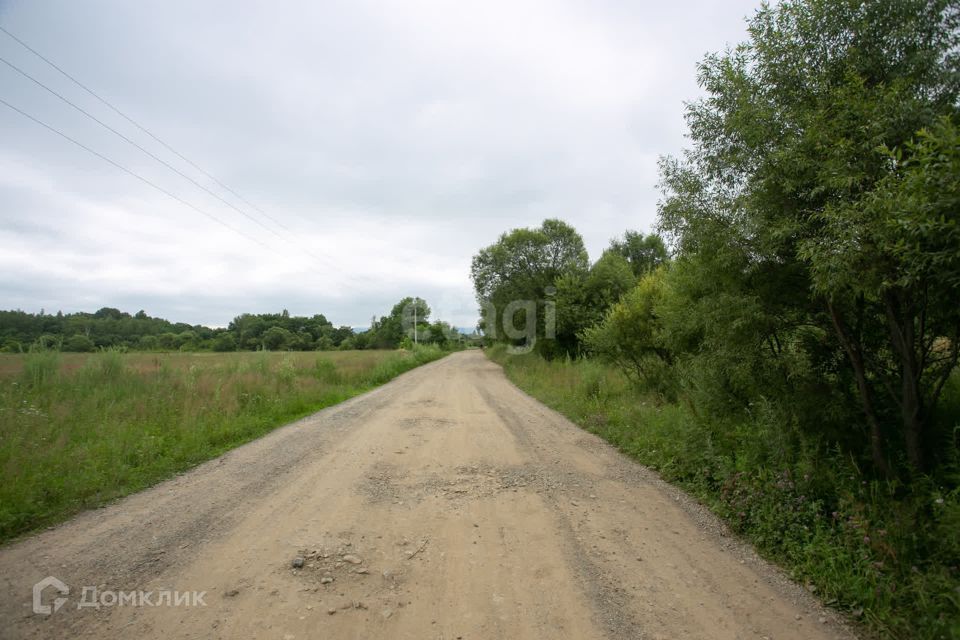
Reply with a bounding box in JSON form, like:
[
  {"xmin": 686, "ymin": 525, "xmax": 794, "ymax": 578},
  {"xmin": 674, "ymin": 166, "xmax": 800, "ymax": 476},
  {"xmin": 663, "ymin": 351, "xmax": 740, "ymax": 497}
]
[{"xmin": 0, "ymin": 0, "xmax": 759, "ymax": 327}]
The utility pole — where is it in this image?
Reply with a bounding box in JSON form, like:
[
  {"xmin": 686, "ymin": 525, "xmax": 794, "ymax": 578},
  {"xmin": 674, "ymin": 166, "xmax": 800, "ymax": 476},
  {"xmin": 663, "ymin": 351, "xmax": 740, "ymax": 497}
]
[{"xmin": 414, "ymin": 300, "xmax": 418, "ymax": 345}]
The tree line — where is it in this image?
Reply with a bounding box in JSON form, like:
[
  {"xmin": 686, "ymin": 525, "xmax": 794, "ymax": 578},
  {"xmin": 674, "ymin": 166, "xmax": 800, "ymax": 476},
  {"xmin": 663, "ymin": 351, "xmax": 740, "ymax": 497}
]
[
  {"xmin": 0, "ymin": 297, "xmax": 467, "ymax": 353},
  {"xmin": 473, "ymin": 0, "xmax": 959, "ymax": 481},
  {"xmin": 473, "ymin": 3, "xmax": 958, "ymax": 632}
]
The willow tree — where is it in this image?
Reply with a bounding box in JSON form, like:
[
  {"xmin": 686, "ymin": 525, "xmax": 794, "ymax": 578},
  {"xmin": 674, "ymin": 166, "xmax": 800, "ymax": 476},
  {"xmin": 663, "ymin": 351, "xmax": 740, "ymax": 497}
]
[{"xmin": 659, "ymin": 0, "xmax": 960, "ymax": 474}]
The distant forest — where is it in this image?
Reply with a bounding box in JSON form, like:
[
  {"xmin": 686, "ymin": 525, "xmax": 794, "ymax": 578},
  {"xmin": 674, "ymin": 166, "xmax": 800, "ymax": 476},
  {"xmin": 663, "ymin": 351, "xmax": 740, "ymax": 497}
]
[{"xmin": 0, "ymin": 298, "xmax": 468, "ymax": 352}]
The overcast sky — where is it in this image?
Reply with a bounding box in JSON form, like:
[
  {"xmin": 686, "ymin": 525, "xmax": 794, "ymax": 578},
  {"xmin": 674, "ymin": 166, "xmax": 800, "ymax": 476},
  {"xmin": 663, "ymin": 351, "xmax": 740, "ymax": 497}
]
[{"xmin": 0, "ymin": 0, "xmax": 759, "ymax": 328}]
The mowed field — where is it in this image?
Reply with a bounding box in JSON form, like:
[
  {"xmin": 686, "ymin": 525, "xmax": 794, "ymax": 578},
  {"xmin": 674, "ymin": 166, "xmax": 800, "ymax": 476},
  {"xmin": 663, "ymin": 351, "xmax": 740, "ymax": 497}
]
[{"xmin": 0, "ymin": 347, "xmax": 444, "ymax": 543}]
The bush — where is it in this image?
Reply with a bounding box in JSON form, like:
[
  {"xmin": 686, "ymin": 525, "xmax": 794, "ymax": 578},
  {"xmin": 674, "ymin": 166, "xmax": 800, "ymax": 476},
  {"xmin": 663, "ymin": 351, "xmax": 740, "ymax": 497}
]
[
  {"xmin": 261, "ymin": 327, "xmax": 293, "ymax": 351},
  {"xmin": 63, "ymin": 334, "xmax": 96, "ymax": 352},
  {"xmin": 212, "ymin": 333, "xmax": 237, "ymax": 352},
  {"xmin": 0, "ymin": 339, "xmax": 22, "ymax": 353},
  {"xmin": 582, "ymin": 269, "xmax": 675, "ymax": 397}
]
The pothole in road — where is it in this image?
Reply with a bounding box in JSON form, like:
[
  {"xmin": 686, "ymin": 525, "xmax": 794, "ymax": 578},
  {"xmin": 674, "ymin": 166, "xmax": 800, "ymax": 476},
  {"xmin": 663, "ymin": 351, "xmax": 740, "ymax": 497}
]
[{"xmin": 396, "ymin": 416, "xmax": 457, "ymax": 430}]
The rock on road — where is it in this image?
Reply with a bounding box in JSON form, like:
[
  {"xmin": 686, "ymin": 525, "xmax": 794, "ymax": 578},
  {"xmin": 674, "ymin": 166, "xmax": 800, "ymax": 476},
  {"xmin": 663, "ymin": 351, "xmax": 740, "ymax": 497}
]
[{"xmin": 0, "ymin": 351, "xmax": 853, "ymax": 639}]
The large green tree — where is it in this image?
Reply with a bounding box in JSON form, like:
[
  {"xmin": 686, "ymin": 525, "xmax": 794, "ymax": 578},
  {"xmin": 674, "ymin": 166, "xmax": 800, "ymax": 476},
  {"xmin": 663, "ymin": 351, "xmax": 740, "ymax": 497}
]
[
  {"xmin": 801, "ymin": 118, "xmax": 960, "ymax": 471},
  {"xmin": 658, "ymin": 0, "xmax": 960, "ymax": 474},
  {"xmin": 368, "ymin": 297, "xmax": 431, "ymax": 348},
  {"xmin": 554, "ymin": 250, "xmax": 636, "ymax": 356},
  {"xmin": 471, "ymin": 219, "xmax": 588, "ymax": 352},
  {"xmin": 607, "ymin": 231, "xmax": 669, "ymax": 277}
]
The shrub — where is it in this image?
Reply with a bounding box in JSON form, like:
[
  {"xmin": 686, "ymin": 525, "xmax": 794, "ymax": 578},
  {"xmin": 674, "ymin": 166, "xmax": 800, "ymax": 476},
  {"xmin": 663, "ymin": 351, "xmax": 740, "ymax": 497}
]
[
  {"xmin": 63, "ymin": 334, "xmax": 96, "ymax": 352},
  {"xmin": 582, "ymin": 269, "xmax": 675, "ymax": 397}
]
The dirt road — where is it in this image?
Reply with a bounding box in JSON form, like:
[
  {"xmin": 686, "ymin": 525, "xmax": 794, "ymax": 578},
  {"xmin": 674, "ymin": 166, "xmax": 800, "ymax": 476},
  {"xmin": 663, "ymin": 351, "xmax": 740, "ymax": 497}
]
[{"xmin": 0, "ymin": 351, "xmax": 853, "ymax": 639}]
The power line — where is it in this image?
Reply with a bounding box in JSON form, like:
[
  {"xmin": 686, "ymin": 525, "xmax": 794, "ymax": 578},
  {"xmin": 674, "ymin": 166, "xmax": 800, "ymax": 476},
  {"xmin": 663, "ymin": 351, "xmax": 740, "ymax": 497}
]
[
  {"xmin": 0, "ymin": 26, "xmax": 373, "ymax": 285},
  {"xmin": 0, "ymin": 28, "xmax": 364, "ymax": 282},
  {"xmin": 0, "ymin": 24, "xmax": 294, "ymax": 234},
  {"xmin": 0, "ymin": 54, "xmax": 293, "ymax": 243},
  {"xmin": 0, "ymin": 95, "xmax": 282, "ymax": 256},
  {"xmin": 0, "ymin": 54, "xmax": 362, "ymax": 280}
]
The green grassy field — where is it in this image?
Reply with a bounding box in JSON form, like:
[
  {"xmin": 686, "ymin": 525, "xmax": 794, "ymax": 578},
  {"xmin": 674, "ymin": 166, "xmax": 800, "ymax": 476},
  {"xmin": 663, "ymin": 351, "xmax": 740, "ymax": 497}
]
[{"xmin": 0, "ymin": 347, "xmax": 445, "ymax": 543}]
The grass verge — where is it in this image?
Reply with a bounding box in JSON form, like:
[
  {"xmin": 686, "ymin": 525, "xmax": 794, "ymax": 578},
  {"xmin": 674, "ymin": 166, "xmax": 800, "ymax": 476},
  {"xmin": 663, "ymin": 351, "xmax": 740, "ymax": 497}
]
[
  {"xmin": 486, "ymin": 345, "xmax": 960, "ymax": 640},
  {"xmin": 0, "ymin": 346, "xmax": 445, "ymax": 543}
]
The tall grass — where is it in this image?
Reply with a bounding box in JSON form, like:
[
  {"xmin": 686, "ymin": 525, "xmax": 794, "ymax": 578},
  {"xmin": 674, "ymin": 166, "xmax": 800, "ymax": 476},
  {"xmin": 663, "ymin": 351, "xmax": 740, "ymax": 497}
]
[
  {"xmin": 0, "ymin": 346, "xmax": 445, "ymax": 542},
  {"xmin": 487, "ymin": 345, "xmax": 960, "ymax": 639}
]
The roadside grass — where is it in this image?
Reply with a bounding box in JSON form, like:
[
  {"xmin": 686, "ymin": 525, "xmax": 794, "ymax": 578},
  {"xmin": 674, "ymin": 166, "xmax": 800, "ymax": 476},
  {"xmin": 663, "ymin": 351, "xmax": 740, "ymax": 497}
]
[
  {"xmin": 487, "ymin": 345, "xmax": 960, "ymax": 640},
  {"xmin": 0, "ymin": 346, "xmax": 445, "ymax": 543}
]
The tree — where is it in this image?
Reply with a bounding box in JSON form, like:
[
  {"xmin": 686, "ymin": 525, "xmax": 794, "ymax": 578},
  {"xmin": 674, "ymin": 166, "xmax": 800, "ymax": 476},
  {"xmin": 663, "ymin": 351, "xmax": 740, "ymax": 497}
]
[
  {"xmin": 801, "ymin": 117, "xmax": 960, "ymax": 471},
  {"xmin": 177, "ymin": 330, "xmax": 198, "ymax": 351},
  {"xmin": 583, "ymin": 269, "xmax": 674, "ymax": 394},
  {"xmin": 471, "ymin": 219, "xmax": 588, "ymax": 352},
  {"xmin": 608, "ymin": 231, "xmax": 668, "ymax": 277},
  {"xmin": 394, "ymin": 296, "xmax": 431, "ymax": 343},
  {"xmin": 330, "ymin": 326, "xmax": 354, "ymax": 347},
  {"xmin": 157, "ymin": 333, "xmax": 179, "ymax": 350},
  {"xmin": 554, "ymin": 250, "xmax": 636, "ymax": 356},
  {"xmin": 212, "ymin": 332, "xmax": 237, "ymax": 352},
  {"xmin": 229, "ymin": 314, "xmax": 266, "ymax": 350},
  {"xmin": 424, "ymin": 320, "xmax": 459, "ymax": 347},
  {"xmin": 63, "ymin": 334, "xmax": 96, "ymax": 353},
  {"xmin": 261, "ymin": 326, "xmax": 293, "ymax": 351},
  {"xmin": 366, "ymin": 297, "xmax": 431, "ymax": 348},
  {"xmin": 658, "ymin": 0, "xmax": 960, "ymax": 474},
  {"xmin": 93, "ymin": 307, "xmax": 128, "ymax": 320},
  {"xmin": 289, "ymin": 331, "xmax": 315, "ymax": 351},
  {"xmin": 0, "ymin": 307, "xmax": 350, "ymax": 353}
]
